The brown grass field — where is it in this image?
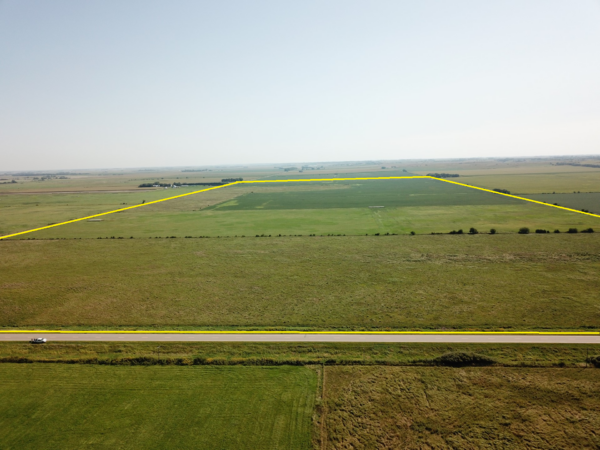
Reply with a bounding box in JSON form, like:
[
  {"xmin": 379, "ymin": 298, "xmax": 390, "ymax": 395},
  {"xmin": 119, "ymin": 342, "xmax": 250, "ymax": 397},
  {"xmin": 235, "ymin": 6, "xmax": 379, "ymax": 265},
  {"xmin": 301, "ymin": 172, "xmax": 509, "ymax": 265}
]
[{"xmin": 320, "ymin": 366, "xmax": 600, "ymax": 449}]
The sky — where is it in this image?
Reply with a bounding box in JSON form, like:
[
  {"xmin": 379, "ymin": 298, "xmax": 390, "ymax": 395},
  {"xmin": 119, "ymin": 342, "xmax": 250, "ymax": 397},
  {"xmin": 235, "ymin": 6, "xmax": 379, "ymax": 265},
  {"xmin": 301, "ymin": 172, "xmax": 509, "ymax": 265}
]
[{"xmin": 1, "ymin": 0, "xmax": 600, "ymax": 170}]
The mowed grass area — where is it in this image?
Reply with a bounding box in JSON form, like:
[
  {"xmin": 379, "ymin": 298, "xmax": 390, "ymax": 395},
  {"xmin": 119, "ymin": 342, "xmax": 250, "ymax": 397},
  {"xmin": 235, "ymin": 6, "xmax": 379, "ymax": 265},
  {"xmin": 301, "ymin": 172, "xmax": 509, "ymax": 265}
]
[
  {"xmin": 322, "ymin": 366, "xmax": 600, "ymax": 449},
  {"xmin": 17, "ymin": 178, "xmax": 600, "ymax": 239},
  {"xmin": 0, "ymin": 364, "xmax": 316, "ymax": 450},
  {"xmin": 1, "ymin": 235, "xmax": 599, "ymax": 330}
]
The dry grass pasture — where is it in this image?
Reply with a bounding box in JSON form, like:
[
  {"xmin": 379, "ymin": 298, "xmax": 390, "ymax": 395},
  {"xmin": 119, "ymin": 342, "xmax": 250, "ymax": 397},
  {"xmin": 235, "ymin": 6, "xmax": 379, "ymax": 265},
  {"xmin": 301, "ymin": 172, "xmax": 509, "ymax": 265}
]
[
  {"xmin": 320, "ymin": 366, "xmax": 600, "ymax": 449},
  {"xmin": 1, "ymin": 234, "xmax": 599, "ymax": 330}
]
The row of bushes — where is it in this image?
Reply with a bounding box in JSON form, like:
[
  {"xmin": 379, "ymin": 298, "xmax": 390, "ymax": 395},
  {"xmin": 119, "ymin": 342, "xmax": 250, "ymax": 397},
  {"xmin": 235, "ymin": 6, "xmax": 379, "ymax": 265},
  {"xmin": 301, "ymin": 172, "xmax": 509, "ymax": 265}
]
[
  {"xmin": 449, "ymin": 228, "xmax": 486, "ymax": 235},
  {"xmin": 427, "ymin": 173, "xmax": 459, "ymax": 178},
  {"xmin": 13, "ymin": 228, "xmax": 596, "ymax": 242},
  {"xmin": 518, "ymin": 227, "xmax": 594, "ymax": 234},
  {"xmin": 3, "ymin": 352, "xmax": 598, "ymax": 368}
]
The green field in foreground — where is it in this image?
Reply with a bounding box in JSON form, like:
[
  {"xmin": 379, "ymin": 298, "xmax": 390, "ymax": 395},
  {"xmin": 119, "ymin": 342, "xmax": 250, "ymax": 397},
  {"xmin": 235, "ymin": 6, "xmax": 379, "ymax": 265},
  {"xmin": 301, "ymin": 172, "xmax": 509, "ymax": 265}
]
[
  {"xmin": 12, "ymin": 178, "xmax": 599, "ymax": 239},
  {"xmin": 322, "ymin": 366, "xmax": 600, "ymax": 449},
  {"xmin": 1, "ymin": 235, "xmax": 599, "ymax": 330},
  {"xmin": 0, "ymin": 364, "xmax": 316, "ymax": 450}
]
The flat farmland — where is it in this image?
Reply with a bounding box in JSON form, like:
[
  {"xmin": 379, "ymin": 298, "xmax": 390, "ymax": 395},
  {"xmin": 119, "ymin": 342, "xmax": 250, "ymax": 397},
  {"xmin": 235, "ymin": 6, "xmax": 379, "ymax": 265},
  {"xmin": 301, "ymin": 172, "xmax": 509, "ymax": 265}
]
[
  {"xmin": 0, "ymin": 188, "xmax": 195, "ymax": 237},
  {"xmin": 13, "ymin": 178, "xmax": 599, "ymax": 239},
  {"xmin": 408, "ymin": 159, "xmax": 600, "ymax": 194},
  {"xmin": 1, "ymin": 235, "xmax": 599, "ymax": 330},
  {"xmin": 210, "ymin": 179, "xmax": 520, "ymax": 209},
  {"xmin": 525, "ymin": 193, "xmax": 600, "ymax": 215},
  {"xmin": 455, "ymin": 171, "xmax": 600, "ymax": 194},
  {"xmin": 321, "ymin": 366, "xmax": 600, "ymax": 449},
  {"xmin": 0, "ymin": 364, "xmax": 316, "ymax": 450}
]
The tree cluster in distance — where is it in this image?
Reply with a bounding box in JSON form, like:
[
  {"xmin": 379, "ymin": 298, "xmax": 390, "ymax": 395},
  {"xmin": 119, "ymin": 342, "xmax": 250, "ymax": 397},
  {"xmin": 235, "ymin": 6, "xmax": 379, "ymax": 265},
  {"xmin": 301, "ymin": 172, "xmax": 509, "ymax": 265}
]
[
  {"xmin": 221, "ymin": 178, "xmax": 243, "ymax": 182},
  {"xmin": 426, "ymin": 173, "xmax": 459, "ymax": 178},
  {"xmin": 138, "ymin": 182, "xmax": 172, "ymax": 187},
  {"xmin": 493, "ymin": 188, "xmax": 511, "ymax": 194}
]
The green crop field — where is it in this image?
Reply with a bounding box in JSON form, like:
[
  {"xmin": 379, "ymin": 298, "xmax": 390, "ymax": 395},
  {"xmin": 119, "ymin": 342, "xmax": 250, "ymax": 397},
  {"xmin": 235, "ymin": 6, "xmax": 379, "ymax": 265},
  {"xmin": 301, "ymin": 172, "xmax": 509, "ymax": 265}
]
[
  {"xmin": 321, "ymin": 366, "xmax": 600, "ymax": 449},
  {"xmin": 0, "ymin": 364, "xmax": 316, "ymax": 450},
  {"xmin": 1, "ymin": 235, "xmax": 599, "ymax": 331},
  {"xmin": 210, "ymin": 179, "xmax": 521, "ymax": 210}
]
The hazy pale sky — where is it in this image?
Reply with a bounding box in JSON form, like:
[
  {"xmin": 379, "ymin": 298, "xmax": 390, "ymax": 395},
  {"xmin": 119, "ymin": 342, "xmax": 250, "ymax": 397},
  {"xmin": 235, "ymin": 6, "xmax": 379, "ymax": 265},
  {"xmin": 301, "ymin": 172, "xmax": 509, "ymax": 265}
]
[{"xmin": 1, "ymin": 0, "xmax": 599, "ymax": 170}]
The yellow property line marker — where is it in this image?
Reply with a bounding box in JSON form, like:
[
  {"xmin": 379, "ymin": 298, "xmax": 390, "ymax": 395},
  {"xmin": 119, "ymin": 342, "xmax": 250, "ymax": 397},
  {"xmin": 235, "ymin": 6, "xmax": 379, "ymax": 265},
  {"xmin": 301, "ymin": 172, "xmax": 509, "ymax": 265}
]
[
  {"xmin": 0, "ymin": 330, "xmax": 598, "ymax": 335},
  {"xmin": 0, "ymin": 175, "xmax": 598, "ymax": 240}
]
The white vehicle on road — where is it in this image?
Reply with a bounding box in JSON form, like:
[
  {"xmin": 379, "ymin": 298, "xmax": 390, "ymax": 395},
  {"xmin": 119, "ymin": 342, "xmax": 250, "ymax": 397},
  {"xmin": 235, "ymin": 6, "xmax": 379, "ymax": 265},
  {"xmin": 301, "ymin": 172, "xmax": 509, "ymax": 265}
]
[{"xmin": 30, "ymin": 338, "xmax": 46, "ymax": 344}]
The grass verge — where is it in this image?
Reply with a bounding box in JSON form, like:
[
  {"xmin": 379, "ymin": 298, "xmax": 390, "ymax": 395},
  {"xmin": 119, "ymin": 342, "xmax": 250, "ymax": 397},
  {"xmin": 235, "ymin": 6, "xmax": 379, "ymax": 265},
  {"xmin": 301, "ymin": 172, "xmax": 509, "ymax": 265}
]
[{"xmin": 1, "ymin": 342, "xmax": 599, "ymax": 368}]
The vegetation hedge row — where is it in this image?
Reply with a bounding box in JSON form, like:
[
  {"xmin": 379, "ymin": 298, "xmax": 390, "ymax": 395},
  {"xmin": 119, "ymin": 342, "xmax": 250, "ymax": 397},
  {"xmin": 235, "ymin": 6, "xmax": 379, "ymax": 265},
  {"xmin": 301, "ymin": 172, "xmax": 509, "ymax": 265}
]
[
  {"xmin": 426, "ymin": 173, "xmax": 459, "ymax": 178},
  {"xmin": 2, "ymin": 354, "xmax": 598, "ymax": 367},
  {"xmin": 431, "ymin": 352, "xmax": 497, "ymax": 367},
  {"xmin": 588, "ymin": 355, "xmax": 600, "ymax": 368}
]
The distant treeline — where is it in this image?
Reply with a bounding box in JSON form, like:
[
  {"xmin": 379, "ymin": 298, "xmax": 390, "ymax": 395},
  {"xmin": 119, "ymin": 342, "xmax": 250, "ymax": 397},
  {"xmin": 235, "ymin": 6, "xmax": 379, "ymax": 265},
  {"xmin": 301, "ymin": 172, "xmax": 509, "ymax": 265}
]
[
  {"xmin": 181, "ymin": 169, "xmax": 209, "ymax": 172},
  {"xmin": 138, "ymin": 182, "xmax": 172, "ymax": 187},
  {"xmin": 556, "ymin": 162, "xmax": 600, "ymax": 169},
  {"xmin": 493, "ymin": 188, "xmax": 511, "ymax": 194},
  {"xmin": 12, "ymin": 172, "xmax": 88, "ymax": 176},
  {"xmin": 138, "ymin": 179, "xmax": 243, "ymax": 188},
  {"xmin": 427, "ymin": 173, "xmax": 459, "ymax": 178}
]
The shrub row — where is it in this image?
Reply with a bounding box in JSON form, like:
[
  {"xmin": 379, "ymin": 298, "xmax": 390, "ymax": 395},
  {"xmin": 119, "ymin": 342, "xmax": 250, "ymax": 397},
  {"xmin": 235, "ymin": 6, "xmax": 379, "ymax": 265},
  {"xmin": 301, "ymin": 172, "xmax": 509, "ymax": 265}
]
[
  {"xmin": 588, "ymin": 355, "xmax": 600, "ymax": 368},
  {"xmin": 12, "ymin": 228, "xmax": 595, "ymax": 242},
  {"xmin": 430, "ymin": 352, "xmax": 497, "ymax": 367},
  {"xmin": 3, "ymin": 354, "xmax": 598, "ymax": 368},
  {"xmin": 519, "ymin": 227, "xmax": 594, "ymax": 234}
]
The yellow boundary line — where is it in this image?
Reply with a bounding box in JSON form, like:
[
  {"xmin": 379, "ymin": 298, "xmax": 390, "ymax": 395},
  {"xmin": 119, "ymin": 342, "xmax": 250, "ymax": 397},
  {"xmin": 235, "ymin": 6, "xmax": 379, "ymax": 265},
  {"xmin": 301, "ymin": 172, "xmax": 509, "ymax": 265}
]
[
  {"xmin": 0, "ymin": 330, "xmax": 598, "ymax": 335},
  {"xmin": 1, "ymin": 175, "xmax": 598, "ymax": 240}
]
